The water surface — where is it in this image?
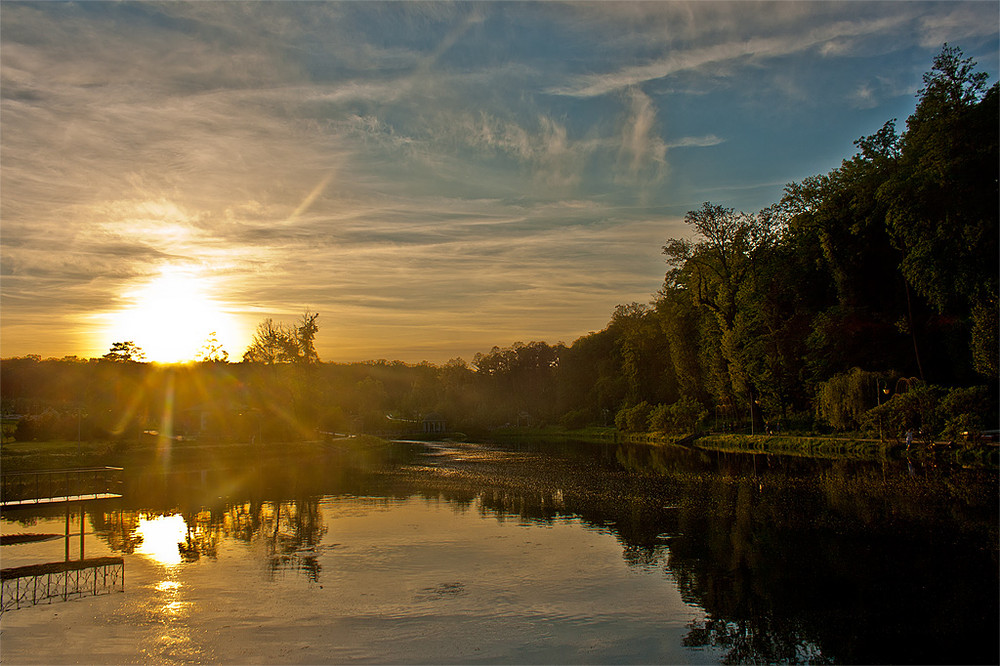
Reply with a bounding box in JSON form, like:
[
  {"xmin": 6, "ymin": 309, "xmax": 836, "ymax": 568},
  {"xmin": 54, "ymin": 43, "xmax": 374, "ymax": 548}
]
[{"xmin": 1, "ymin": 440, "xmax": 996, "ymax": 664}]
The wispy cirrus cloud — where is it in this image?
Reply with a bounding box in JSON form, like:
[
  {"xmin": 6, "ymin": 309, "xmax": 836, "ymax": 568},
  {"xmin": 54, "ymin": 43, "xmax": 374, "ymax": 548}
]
[
  {"xmin": 1, "ymin": 1, "xmax": 995, "ymax": 362},
  {"xmin": 550, "ymin": 13, "xmax": 919, "ymax": 98}
]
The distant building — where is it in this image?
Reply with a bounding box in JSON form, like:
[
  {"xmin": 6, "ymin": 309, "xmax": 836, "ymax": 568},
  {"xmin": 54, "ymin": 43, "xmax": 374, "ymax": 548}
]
[{"xmin": 421, "ymin": 413, "xmax": 446, "ymax": 434}]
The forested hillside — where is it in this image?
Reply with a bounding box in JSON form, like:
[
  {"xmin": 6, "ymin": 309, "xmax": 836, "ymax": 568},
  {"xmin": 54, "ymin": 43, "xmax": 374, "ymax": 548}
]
[{"xmin": 3, "ymin": 47, "xmax": 997, "ymax": 445}]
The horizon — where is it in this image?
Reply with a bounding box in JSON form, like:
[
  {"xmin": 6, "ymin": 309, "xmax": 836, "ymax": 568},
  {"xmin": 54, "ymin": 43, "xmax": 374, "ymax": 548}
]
[{"xmin": 2, "ymin": 2, "xmax": 997, "ymax": 364}]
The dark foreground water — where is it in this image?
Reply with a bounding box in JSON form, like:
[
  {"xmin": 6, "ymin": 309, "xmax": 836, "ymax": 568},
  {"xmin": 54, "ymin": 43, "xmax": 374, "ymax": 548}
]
[{"xmin": 1, "ymin": 439, "xmax": 997, "ymax": 664}]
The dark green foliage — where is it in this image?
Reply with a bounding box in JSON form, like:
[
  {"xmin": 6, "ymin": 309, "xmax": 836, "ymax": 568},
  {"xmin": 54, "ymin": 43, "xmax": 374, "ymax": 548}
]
[
  {"xmin": 816, "ymin": 368, "xmax": 885, "ymax": 431},
  {"xmin": 648, "ymin": 396, "xmax": 709, "ymax": 434},
  {"xmin": 937, "ymin": 385, "xmax": 997, "ymax": 441},
  {"xmin": 615, "ymin": 401, "xmax": 652, "ymax": 433},
  {"xmin": 640, "ymin": 45, "xmax": 996, "ymax": 434},
  {"xmin": 860, "ymin": 384, "xmax": 942, "ymax": 443},
  {"xmin": 879, "ymin": 47, "xmax": 999, "ymax": 378}
]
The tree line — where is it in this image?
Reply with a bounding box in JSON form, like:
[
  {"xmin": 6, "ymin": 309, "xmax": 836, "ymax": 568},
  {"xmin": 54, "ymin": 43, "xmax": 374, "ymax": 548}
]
[{"xmin": 2, "ymin": 46, "xmax": 996, "ymax": 445}]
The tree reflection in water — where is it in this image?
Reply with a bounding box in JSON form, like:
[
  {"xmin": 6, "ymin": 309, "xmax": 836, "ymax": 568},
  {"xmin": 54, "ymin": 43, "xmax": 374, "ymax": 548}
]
[
  {"xmin": 67, "ymin": 439, "xmax": 998, "ymax": 665},
  {"xmin": 91, "ymin": 499, "xmax": 328, "ymax": 580},
  {"xmin": 444, "ymin": 440, "xmax": 998, "ymax": 665}
]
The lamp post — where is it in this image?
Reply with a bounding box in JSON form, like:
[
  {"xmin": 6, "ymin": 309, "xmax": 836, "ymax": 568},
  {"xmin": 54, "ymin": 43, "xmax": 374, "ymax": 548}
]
[{"xmin": 875, "ymin": 380, "xmax": 890, "ymax": 440}]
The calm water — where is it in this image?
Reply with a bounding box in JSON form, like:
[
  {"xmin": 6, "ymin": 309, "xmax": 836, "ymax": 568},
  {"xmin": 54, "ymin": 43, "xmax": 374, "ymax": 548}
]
[{"xmin": 1, "ymin": 439, "xmax": 997, "ymax": 664}]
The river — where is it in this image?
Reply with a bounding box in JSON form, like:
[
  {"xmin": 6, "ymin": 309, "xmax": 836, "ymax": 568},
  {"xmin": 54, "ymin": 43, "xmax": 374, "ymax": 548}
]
[{"xmin": 1, "ymin": 439, "xmax": 997, "ymax": 664}]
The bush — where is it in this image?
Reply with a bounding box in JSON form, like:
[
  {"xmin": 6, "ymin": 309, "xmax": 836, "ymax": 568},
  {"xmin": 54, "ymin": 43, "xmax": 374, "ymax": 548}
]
[
  {"xmin": 646, "ymin": 397, "xmax": 708, "ymax": 434},
  {"xmin": 648, "ymin": 404, "xmax": 670, "ymax": 432},
  {"xmin": 938, "ymin": 385, "xmax": 995, "ymax": 442},
  {"xmin": 861, "ymin": 385, "xmax": 943, "ymax": 443},
  {"xmin": 615, "ymin": 402, "xmax": 652, "ymax": 432},
  {"xmin": 670, "ymin": 395, "xmax": 708, "ymax": 433}
]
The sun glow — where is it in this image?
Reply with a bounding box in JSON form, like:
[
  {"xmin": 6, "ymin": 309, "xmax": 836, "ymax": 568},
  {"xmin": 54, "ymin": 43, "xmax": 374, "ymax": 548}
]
[{"xmin": 103, "ymin": 267, "xmax": 244, "ymax": 363}]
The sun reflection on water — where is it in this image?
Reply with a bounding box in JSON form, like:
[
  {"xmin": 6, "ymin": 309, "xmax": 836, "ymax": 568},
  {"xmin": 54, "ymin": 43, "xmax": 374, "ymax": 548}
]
[{"xmin": 136, "ymin": 514, "xmax": 187, "ymax": 567}]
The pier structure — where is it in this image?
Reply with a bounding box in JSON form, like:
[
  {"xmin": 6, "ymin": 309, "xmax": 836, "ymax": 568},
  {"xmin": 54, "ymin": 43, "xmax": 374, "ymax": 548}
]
[{"xmin": 1, "ymin": 467, "xmax": 125, "ymax": 613}]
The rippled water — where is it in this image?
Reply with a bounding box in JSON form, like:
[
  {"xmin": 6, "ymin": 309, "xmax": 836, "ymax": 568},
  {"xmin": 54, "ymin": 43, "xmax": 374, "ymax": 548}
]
[{"xmin": 2, "ymin": 439, "xmax": 997, "ymax": 664}]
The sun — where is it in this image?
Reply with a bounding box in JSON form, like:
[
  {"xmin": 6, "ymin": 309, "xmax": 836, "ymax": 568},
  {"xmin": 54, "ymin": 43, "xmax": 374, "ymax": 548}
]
[{"xmin": 104, "ymin": 267, "xmax": 243, "ymax": 363}]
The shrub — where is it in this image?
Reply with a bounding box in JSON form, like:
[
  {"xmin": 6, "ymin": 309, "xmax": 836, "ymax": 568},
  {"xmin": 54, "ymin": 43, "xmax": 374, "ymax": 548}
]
[
  {"xmin": 861, "ymin": 385, "xmax": 943, "ymax": 443},
  {"xmin": 670, "ymin": 395, "xmax": 708, "ymax": 433},
  {"xmin": 647, "ymin": 397, "xmax": 708, "ymax": 434},
  {"xmin": 647, "ymin": 404, "xmax": 670, "ymax": 432},
  {"xmin": 615, "ymin": 401, "xmax": 652, "ymax": 432},
  {"xmin": 937, "ymin": 385, "xmax": 995, "ymax": 442}
]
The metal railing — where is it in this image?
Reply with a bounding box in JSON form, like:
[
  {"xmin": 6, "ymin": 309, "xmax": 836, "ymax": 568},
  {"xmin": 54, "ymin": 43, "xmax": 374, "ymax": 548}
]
[
  {"xmin": 1, "ymin": 557, "xmax": 125, "ymax": 613},
  {"xmin": 1, "ymin": 467, "xmax": 123, "ymax": 507}
]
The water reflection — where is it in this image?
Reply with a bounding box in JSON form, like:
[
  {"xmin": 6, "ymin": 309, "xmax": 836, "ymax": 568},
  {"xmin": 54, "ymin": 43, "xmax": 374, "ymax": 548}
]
[
  {"xmin": 91, "ymin": 500, "xmax": 328, "ymax": 581},
  {"xmin": 136, "ymin": 514, "xmax": 186, "ymax": 566},
  {"xmin": 4, "ymin": 439, "xmax": 996, "ymax": 664}
]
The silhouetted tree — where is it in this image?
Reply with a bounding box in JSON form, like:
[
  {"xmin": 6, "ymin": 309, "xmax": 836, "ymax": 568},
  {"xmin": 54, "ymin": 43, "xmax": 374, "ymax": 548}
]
[
  {"xmin": 196, "ymin": 332, "xmax": 229, "ymax": 363},
  {"xmin": 296, "ymin": 311, "xmax": 320, "ymax": 364},
  {"xmin": 102, "ymin": 341, "xmax": 146, "ymax": 363}
]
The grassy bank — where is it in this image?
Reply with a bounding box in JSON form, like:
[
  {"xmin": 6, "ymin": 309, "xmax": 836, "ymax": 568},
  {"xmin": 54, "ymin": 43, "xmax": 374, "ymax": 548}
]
[
  {"xmin": 486, "ymin": 426, "xmax": 998, "ymax": 468},
  {"xmin": 691, "ymin": 433, "xmax": 999, "ymax": 468},
  {"xmin": 693, "ymin": 434, "xmax": 895, "ymax": 460},
  {"xmin": 486, "ymin": 425, "xmax": 619, "ymax": 444}
]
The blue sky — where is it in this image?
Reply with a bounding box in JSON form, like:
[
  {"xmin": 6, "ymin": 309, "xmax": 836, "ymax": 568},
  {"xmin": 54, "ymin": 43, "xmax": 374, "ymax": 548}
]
[{"xmin": 2, "ymin": 1, "xmax": 997, "ymax": 363}]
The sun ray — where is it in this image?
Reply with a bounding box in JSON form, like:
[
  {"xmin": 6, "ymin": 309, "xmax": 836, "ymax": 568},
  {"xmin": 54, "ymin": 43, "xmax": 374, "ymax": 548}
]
[{"xmin": 158, "ymin": 370, "xmax": 176, "ymax": 467}]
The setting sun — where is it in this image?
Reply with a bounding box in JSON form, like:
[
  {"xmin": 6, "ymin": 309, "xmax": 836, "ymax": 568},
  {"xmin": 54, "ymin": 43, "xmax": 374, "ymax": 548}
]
[{"xmin": 102, "ymin": 268, "xmax": 244, "ymax": 363}]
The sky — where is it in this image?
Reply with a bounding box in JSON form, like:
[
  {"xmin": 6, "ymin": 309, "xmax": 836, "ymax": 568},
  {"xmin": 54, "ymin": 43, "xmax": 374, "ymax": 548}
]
[{"xmin": 1, "ymin": 1, "xmax": 997, "ymax": 364}]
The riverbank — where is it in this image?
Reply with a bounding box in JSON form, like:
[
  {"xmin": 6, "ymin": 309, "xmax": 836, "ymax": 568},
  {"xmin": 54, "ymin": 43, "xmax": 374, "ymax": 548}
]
[
  {"xmin": 488, "ymin": 426, "xmax": 999, "ymax": 468},
  {"xmin": 693, "ymin": 433, "xmax": 999, "ymax": 468}
]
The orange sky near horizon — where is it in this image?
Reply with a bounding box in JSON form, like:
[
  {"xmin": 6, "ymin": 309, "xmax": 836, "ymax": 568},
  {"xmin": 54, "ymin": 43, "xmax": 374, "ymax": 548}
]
[{"xmin": 2, "ymin": 2, "xmax": 995, "ymax": 364}]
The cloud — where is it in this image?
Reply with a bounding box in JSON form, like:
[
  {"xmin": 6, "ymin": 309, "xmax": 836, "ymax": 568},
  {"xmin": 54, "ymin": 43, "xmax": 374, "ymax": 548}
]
[
  {"xmin": 619, "ymin": 88, "xmax": 667, "ymax": 179},
  {"xmin": 667, "ymin": 135, "xmax": 725, "ymax": 149},
  {"xmin": 918, "ymin": 4, "xmax": 1000, "ymax": 48},
  {"xmin": 550, "ymin": 12, "xmax": 919, "ymax": 98},
  {"xmin": 1, "ymin": 1, "xmax": 996, "ymax": 362}
]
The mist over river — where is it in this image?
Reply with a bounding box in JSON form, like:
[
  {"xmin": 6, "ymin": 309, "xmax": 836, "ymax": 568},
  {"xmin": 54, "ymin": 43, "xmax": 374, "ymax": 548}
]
[{"xmin": 1, "ymin": 439, "xmax": 996, "ymax": 664}]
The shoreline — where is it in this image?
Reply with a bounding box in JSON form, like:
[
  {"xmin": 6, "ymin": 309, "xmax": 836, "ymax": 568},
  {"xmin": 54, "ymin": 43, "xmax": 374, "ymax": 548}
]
[
  {"xmin": 3, "ymin": 428, "xmax": 997, "ymax": 471},
  {"xmin": 488, "ymin": 427, "xmax": 1000, "ymax": 468}
]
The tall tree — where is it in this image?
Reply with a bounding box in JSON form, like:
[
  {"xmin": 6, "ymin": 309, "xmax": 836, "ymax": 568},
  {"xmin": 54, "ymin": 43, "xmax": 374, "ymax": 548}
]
[
  {"xmin": 296, "ymin": 311, "xmax": 320, "ymax": 364},
  {"xmin": 880, "ymin": 45, "xmax": 998, "ymax": 379},
  {"xmin": 662, "ymin": 203, "xmax": 783, "ymax": 428}
]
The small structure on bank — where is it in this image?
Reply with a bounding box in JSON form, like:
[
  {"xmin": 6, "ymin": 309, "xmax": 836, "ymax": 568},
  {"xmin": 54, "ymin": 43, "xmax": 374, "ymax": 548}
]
[{"xmin": 421, "ymin": 413, "xmax": 446, "ymax": 435}]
